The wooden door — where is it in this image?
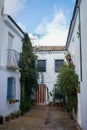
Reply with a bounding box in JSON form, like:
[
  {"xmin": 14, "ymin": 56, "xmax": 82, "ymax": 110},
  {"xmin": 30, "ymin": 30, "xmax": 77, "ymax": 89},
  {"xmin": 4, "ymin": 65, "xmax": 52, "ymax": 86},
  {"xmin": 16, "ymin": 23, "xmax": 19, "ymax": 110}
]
[{"xmin": 36, "ymin": 84, "xmax": 46, "ymax": 105}]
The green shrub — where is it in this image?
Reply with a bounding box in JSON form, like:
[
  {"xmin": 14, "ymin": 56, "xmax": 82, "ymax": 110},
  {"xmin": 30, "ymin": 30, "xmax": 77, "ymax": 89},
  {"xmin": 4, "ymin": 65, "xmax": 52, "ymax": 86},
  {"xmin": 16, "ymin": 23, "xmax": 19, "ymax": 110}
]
[{"xmin": 57, "ymin": 59, "xmax": 78, "ymax": 113}]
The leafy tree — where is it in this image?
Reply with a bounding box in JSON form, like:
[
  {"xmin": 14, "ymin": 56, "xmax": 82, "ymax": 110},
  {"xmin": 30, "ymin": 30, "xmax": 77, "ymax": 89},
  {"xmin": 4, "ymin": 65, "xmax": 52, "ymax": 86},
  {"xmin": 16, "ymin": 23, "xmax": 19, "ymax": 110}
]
[
  {"xmin": 57, "ymin": 55, "xmax": 78, "ymax": 113},
  {"xmin": 18, "ymin": 33, "xmax": 38, "ymax": 112}
]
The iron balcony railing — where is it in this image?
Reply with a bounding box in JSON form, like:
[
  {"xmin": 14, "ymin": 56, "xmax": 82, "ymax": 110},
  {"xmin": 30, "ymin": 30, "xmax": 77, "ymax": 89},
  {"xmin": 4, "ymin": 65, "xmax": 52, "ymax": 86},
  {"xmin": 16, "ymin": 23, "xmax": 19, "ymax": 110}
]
[{"xmin": 6, "ymin": 49, "xmax": 19, "ymax": 69}]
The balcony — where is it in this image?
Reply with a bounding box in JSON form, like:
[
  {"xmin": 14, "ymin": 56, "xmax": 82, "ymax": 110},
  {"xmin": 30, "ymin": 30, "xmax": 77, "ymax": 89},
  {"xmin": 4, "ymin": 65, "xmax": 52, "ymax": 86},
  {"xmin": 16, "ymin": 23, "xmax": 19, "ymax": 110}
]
[{"xmin": 6, "ymin": 49, "xmax": 19, "ymax": 70}]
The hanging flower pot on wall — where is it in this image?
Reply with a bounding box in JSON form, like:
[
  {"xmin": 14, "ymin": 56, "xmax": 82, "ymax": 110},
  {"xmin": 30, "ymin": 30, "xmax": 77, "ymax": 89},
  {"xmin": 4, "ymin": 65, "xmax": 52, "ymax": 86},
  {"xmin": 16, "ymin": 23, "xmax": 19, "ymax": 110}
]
[
  {"xmin": 65, "ymin": 53, "xmax": 71, "ymax": 62},
  {"xmin": 77, "ymin": 81, "xmax": 80, "ymax": 93},
  {"xmin": 8, "ymin": 99, "xmax": 19, "ymax": 104},
  {"xmin": 77, "ymin": 86, "xmax": 80, "ymax": 93}
]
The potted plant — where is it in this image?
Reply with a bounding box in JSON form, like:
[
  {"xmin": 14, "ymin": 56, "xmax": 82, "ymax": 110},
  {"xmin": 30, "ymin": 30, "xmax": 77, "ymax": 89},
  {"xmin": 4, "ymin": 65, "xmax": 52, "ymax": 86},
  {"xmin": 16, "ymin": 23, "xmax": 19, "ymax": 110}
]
[
  {"xmin": 10, "ymin": 112, "xmax": 15, "ymax": 120},
  {"xmin": 12, "ymin": 99, "xmax": 16, "ymax": 103},
  {"xmin": 0, "ymin": 115, "xmax": 3, "ymax": 124},
  {"xmin": 8, "ymin": 99, "xmax": 13, "ymax": 104},
  {"xmin": 5, "ymin": 115, "xmax": 10, "ymax": 121},
  {"xmin": 65, "ymin": 53, "xmax": 71, "ymax": 62},
  {"xmin": 77, "ymin": 82, "xmax": 80, "ymax": 93},
  {"xmin": 18, "ymin": 110, "xmax": 22, "ymax": 116},
  {"xmin": 8, "ymin": 99, "xmax": 19, "ymax": 104},
  {"xmin": 63, "ymin": 62, "xmax": 67, "ymax": 67},
  {"xmin": 14, "ymin": 111, "xmax": 19, "ymax": 118},
  {"xmin": 15, "ymin": 99, "xmax": 19, "ymax": 103}
]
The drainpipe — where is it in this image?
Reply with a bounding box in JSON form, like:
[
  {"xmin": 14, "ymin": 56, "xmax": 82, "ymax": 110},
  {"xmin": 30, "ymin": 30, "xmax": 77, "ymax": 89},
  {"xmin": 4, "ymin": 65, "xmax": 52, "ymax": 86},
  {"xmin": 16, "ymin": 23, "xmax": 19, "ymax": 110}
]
[{"xmin": 76, "ymin": 4, "xmax": 82, "ymax": 81}]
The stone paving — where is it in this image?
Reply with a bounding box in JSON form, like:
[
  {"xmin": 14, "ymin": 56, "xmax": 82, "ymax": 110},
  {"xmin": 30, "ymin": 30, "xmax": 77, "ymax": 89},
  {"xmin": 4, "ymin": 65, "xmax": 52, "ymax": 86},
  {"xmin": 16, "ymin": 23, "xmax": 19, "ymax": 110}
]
[{"xmin": 0, "ymin": 105, "xmax": 81, "ymax": 130}]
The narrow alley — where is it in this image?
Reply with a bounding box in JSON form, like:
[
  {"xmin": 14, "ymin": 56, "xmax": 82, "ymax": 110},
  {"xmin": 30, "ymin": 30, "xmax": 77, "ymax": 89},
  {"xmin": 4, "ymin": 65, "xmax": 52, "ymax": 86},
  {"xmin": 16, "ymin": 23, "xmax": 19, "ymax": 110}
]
[{"xmin": 0, "ymin": 105, "xmax": 81, "ymax": 130}]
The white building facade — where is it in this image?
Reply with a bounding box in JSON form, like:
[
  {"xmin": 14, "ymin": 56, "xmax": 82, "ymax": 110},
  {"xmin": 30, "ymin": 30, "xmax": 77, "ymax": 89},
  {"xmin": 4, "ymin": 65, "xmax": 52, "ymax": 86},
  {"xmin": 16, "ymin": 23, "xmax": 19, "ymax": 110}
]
[
  {"xmin": 0, "ymin": 0, "xmax": 24, "ymax": 116},
  {"xmin": 66, "ymin": 0, "xmax": 87, "ymax": 130},
  {"xmin": 36, "ymin": 46, "xmax": 66, "ymax": 104}
]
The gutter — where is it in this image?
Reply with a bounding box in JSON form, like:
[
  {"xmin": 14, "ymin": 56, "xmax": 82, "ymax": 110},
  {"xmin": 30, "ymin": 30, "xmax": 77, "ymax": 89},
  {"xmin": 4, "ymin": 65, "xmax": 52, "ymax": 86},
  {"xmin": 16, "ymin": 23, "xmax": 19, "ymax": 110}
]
[{"xmin": 7, "ymin": 15, "xmax": 25, "ymax": 36}]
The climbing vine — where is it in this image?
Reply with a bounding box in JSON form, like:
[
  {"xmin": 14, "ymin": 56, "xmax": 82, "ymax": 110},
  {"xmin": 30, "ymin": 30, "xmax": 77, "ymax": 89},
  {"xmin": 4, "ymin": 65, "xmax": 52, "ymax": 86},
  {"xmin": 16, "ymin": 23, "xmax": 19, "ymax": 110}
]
[
  {"xmin": 57, "ymin": 53, "xmax": 78, "ymax": 113},
  {"xmin": 18, "ymin": 33, "xmax": 38, "ymax": 112}
]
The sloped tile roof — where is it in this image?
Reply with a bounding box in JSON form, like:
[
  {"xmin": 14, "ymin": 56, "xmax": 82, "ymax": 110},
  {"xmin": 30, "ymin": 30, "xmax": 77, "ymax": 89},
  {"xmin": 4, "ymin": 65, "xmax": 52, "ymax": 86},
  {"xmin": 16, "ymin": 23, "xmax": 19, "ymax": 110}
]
[{"xmin": 38, "ymin": 46, "xmax": 65, "ymax": 51}]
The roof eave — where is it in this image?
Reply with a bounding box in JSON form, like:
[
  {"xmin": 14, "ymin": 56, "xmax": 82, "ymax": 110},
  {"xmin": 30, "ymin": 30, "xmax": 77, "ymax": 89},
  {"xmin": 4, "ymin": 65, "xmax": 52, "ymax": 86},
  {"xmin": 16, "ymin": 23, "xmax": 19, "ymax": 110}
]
[
  {"xmin": 65, "ymin": 0, "xmax": 81, "ymax": 50},
  {"xmin": 7, "ymin": 15, "xmax": 25, "ymax": 36}
]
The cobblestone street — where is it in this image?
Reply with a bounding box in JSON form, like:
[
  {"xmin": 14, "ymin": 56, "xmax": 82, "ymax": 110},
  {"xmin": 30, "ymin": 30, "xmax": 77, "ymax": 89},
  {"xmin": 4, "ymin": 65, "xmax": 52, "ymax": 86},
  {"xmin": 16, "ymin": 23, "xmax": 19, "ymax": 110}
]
[{"xmin": 0, "ymin": 105, "xmax": 81, "ymax": 130}]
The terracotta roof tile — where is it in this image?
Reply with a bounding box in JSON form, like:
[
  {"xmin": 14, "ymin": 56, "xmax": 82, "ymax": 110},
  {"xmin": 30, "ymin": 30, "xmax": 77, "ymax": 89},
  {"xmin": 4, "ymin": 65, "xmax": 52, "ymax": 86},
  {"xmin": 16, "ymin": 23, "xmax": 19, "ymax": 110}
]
[{"xmin": 38, "ymin": 46, "xmax": 65, "ymax": 51}]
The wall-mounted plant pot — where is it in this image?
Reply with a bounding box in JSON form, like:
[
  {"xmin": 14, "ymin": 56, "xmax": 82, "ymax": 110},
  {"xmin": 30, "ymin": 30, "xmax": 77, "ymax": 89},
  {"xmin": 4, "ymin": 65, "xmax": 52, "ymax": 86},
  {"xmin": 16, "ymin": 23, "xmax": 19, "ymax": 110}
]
[
  {"xmin": 77, "ymin": 86, "xmax": 80, "ymax": 93},
  {"xmin": 8, "ymin": 99, "xmax": 19, "ymax": 104},
  {"xmin": 65, "ymin": 53, "xmax": 71, "ymax": 62},
  {"xmin": 8, "ymin": 100, "xmax": 13, "ymax": 104}
]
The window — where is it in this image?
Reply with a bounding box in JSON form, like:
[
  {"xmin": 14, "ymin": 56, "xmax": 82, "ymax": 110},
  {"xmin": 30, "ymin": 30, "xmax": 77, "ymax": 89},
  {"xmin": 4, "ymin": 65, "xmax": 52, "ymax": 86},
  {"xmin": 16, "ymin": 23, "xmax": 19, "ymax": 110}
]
[
  {"xmin": 8, "ymin": 32, "xmax": 14, "ymax": 49},
  {"xmin": 7, "ymin": 77, "xmax": 16, "ymax": 100},
  {"xmin": 53, "ymin": 84, "xmax": 62, "ymax": 101},
  {"xmin": 55, "ymin": 60, "xmax": 64, "ymax": 72},
  {"xmin": 37, "ymin": 60, "xmax": 46, "ymax": 72},
  {"xmin": 53, "ymin": 84, "xmax": 59, "ymax": 99}
]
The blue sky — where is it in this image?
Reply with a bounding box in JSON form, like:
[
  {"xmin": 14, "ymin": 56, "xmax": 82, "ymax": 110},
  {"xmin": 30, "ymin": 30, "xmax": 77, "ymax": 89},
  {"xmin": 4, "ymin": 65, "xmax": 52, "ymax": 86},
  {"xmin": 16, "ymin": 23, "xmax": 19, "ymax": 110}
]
[{"xmin": 4, "ymin": 0, "xmax": 75, "ymax": 46}]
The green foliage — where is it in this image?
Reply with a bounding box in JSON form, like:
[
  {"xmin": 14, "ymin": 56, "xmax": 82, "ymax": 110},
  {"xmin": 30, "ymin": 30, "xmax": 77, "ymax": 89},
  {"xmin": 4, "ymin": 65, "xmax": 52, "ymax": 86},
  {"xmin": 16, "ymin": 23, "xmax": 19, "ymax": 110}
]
[
  {"xmin": 57, "ymin": 61, "xmax": 78, "ymax": 112},
  {"xmin": 18, "ymin": 33, "xmax": 38, "ymax": 112},
  {"xmin": 0, "ymin": 115, "xmax": 3, "ymax": 124},
  {"xmin": 0, "ymin": 115, "xmax": 3, "ymax": 119}
]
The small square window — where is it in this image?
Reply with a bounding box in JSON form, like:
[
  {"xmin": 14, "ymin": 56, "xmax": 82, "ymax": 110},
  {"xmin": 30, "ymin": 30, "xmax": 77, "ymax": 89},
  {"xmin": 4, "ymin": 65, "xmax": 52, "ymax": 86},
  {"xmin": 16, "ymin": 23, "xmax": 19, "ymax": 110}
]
[
  {"xmin": 55, "ymin": 60, "xmax": 64, "ymax": 72},
  {"xmin": 37, "ymin": 60, "xmax": 46, "ymax": 72}
]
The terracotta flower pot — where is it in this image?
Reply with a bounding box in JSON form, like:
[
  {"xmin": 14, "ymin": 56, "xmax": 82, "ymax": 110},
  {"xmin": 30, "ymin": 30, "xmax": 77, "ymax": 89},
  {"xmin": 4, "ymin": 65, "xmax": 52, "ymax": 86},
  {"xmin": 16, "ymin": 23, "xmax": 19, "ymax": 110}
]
[
  {"xmin": 77, "ymin": 86, "xmax": 80, "ymax": 93},
  {"xmin": 5, "ymin": 116, "xmax": 10, "ymax": 122},
  {"xmin": 66, "ymin": 54, "xmax": 71, "ymax": 62}
]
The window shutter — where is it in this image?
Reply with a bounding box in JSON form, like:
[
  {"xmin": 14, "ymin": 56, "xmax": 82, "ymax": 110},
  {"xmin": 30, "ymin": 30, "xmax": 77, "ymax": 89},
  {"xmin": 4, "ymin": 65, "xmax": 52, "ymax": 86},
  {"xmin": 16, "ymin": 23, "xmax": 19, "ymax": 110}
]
[
  {"xmin": 7, "ymin": 77, "xmax": 13, "ymax": 100},
  {"xmin": 12, "ymin": 78, "xmax": 16, "ymax": 99}
]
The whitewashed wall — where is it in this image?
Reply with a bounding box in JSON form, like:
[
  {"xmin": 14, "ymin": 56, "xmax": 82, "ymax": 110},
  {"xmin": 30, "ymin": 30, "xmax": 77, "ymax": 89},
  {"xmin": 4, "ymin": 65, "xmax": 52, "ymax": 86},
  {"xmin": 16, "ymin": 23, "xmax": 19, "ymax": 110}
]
[
  {"xmin": 67, "ymin": 14, "xmax": 81, "ymax": 127},
  {"xmin": 80, "ymin": 0, "xmax": 87, "ymax": 130},
  {"xmin": 36, "ymin": 50, "xmax": 66, "ymax": 103},
  {"xmin": 68, "ymin": 16, "xmax": 80, "ymax": 79},
  {"xmin": 66, "ymin": 1, "xmax": 82, "ymax": 127},
  {"xmin": 66, "ymin": 0, "xmax": 87, "ymax": 129},
  {"xmin": 1, "ymin": 15, "xmax": 23, "ymax": 67},
  {"xmin": 0, "ymin": 13, "xmax": 23, "ymax": 116},
  {"xmin": 0, "ymin": 68, "xmax": 20, "ymax": 116},
  {"xmin": 0, "ymin": 0, "xmax": 4, "ymax": 64}
]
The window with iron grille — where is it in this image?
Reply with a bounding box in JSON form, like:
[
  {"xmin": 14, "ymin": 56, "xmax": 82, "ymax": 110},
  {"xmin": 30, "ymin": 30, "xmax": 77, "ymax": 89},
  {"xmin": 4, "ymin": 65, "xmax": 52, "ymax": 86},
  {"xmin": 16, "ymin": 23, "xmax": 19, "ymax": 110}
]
[
  {"xmin": 53, "ymin": 84, "xmax": 63, "ymax": 101},
  {"xmin": 37, "ymin": 60, "xmax": 46, "ymax": 72},
  {"xmin": 55, "ymin": 60, "xmax": 64, "ymax": 72},
  {"xmin": 7, "ymin": 77, "xmax": 16, "ymax": 100}
]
